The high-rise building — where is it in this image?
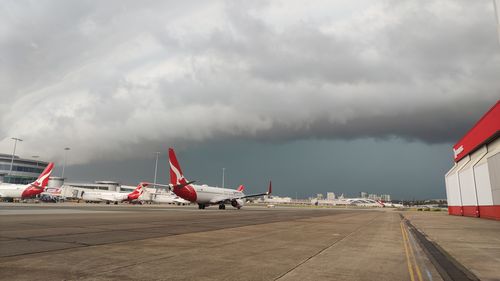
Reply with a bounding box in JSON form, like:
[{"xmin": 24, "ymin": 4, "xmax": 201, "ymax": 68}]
[
  {"xmin": 327, "ymin": 192, "xmax": 335, "ymax": 201},
  {"xmin": 381, "ymin": 194, "xmax": 391, "ymax": 202}
]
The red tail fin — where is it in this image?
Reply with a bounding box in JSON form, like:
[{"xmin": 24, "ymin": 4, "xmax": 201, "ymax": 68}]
[
  {"xmin": 32, "ymin": 162, "xmax": 54, "ymax": 188},
  {"xmin": 133, "ymin": 182, "xmax": 147, "ymax": 195},
  {"xmin": 169, "ymin": 148, "xmax": 187, "ymax": 185},
  {"xmin": 128, "ymin": 182, "xmax": 147, "ymax": 200},
  {"xmin": 237, "ymin": 185, "xmax": 245, "ymax": 192}
]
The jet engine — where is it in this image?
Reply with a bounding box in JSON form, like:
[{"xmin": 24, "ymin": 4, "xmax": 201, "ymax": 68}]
[{"xmin": 231, "ymin": 199, "xmax": 244, "ymax": 209}]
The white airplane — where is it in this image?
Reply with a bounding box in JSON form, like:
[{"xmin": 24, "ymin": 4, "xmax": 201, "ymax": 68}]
[
  {"xmin": 0, "ymin": 163, "xmax": 54, "ymax": 200},
  {"xmin": 168, "ymin": 147, "xmax": 272, "ymax": 209},
  {"xmin": 81, "ymin": 182, "xmax": 147, "ymax": 204}
]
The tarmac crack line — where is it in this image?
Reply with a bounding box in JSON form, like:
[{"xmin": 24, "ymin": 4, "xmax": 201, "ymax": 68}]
[
  {"xmin": 273, "ymin": 212, "xmax": 382, "ymax": 281},
  {"xmin": 0, "ymin": 212, "xmax": 352, "ymax": 260},
  {"xmin": 86, "ymin": 213, "xmax": 364, "ymax": 277}
]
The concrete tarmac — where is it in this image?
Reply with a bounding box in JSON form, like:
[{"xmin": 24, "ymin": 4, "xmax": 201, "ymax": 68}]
[
  {"xmin": 403, "ymin": 211, "xmax": 500, "ymax": 281},
  {"xmin": 0, "ymin": 204, "xmax": 440, "ymax": 281}
]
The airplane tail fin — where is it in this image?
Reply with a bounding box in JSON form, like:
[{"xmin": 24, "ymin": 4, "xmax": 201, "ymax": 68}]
[
  {"xmin": 31, "ymin": 162, "xmax": 54, "ymax": 189},
  {"xmin": 267, "ymin": 181, "xmax": 272, "ymax": 195},
  {"xmin": 237, "ymin": 185, "xmax": 245, "ymax": 192},
  {"xmin": 169, "ymin": 148, "xmax": 187, "ymax": 185},
  {"xmin": 127, "ymin": 182, "xmax": 148, "ymax": 200}
]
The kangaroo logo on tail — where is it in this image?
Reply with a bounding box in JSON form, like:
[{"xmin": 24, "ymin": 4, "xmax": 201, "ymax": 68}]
[
  {"xmin": 127, "ymin": 183, "xmax": 148, "ymax": 200},
  {"xmin": 169, "ymin": 148, "xmax": 187, "ymax": 185},
  {"xmin": 32, "ymin": 162, "xmax": 54, "ymax": 189},
  {"xmin": 132, "ymin": 183, "xmax": 147, "ymax": 195},
  {"xmin": 168, "ymin": 148, "xmax": 197, "ymax": 202}
]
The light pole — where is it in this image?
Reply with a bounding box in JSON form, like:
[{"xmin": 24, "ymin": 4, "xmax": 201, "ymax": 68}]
[
  {"xmin": 32, "ymin": 155, "xmax": 40, "ymax": 169},
  {"xmin": 62, "ymin": 147, "xmax": 70, "ymax": 178},
  {"xmin": 222, "ymin": 168, "xmax": 225, "ymax": 188},
  {"xmin": 8, "ymin": 137, "xmax": 23, "ymax": 177},
  {"xmin": 153, "ymin": 152, "xmax": 160, "ymax": 187},
  {"xmin": 495, "ymin": 0, "xmax": 500, "ymax": 46}
]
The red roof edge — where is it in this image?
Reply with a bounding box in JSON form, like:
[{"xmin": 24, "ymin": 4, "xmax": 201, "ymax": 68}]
[{"xmin": 453, "ymin": 100, "xmax": 500, "ymax": 162}]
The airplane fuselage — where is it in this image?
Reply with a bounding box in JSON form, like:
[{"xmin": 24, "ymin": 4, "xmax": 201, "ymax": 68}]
[
  {"xmin": 82, "ymin": 191, "xmax": 130, "ymax": 203},
  {"xmin": 81, "ymin": 183, "xmax": 145, "ymax": 203},
  {"xmin": 0, "ymin": 183, "xmax": 43, "ymax": 198},
  {"xmin": 173, "ymin": 184, "xmax": 244, "ymax": 205},
  {"xmin": 0, "ymin": 163, "xmax": 54, "ymax": 200},
  {"xmin": 196, "ymin": 185, "xmax": 244, "ymax": 204}
]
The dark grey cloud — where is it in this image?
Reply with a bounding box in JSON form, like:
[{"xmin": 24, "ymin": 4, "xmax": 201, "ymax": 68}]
[{"xmin": 0, "ymin": 0, "xmax": 498, "ymax": 164}]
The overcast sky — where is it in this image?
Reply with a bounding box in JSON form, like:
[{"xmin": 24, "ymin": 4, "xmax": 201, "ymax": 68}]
[{"xmin": 1, "ymin": 0, "xmax": 499, "ymax": 199}]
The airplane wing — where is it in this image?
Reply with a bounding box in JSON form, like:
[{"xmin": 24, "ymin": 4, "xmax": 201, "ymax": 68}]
[
  {"xmin": 239, "ymin": 192, "xmax": 268, "ymax": 199},
  {"xmin": 210, "ymin": 181, "xmax": 273, "ymax": 204},
  {"xmin": 240, "ymin": 181, "xmax": 272, "ymax": 199},
  {"xmin": 144, "ymin": 181, "xmax": 196, "ymax": 191}
]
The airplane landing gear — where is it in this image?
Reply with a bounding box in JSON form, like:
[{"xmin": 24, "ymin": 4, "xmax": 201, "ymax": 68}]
[
  {"xmin": 198, "ymin": 204, "xmax": 206, "ymax": 209},
  {"xmin": 218, "ymin": 204, "xmax": 226, "ymax": 210}
]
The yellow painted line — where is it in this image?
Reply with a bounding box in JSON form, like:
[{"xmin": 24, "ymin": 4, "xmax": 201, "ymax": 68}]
[
  {"xmin": 403, "ymin": 225, "xmax": 424, "ymax": 281},
  {"xmin": 401, "ymin": 222, "xmax": 415, "ymax": 281}
]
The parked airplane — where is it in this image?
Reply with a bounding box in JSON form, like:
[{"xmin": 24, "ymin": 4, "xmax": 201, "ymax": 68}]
[
  {"xmin": 0, "ymin": 163, "xmax": 54, "ymax": 200},
  {"xmin": 81, "ymin": 182, "xmax": 147, "ymax": 204},
  {"xmin": 168, "ymin": 148, "xmax": 272, "ymax": 209}
]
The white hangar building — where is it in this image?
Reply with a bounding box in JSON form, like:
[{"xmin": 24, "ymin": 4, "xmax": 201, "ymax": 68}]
[{"xmin": 445, "ymin": 100, "xmax": 499, "ymax": 220}]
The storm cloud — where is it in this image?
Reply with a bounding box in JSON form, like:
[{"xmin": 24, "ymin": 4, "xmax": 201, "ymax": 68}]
[{"xmin": 1, "ymin": 0, "xmax": 499, "ymax": 164}]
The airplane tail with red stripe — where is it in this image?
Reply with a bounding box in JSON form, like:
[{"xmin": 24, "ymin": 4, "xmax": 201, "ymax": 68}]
[
  {"xmin": 237, "ymin": 185, "xmax": 245, "ymax": 192},
  {"xmin": 127, "ymin": 182, "xmax": 148, "ymax": 200},
  {"xmin": 168, "ymin": 148, "xmax": 197, "ymax": 202},
  {"xmin": 169, "ymin": 148, "xmax": 187, "ymax": 185},
  {"xmin": 31, "ymin": 162, "xmax": 54, "ymax": 189}
]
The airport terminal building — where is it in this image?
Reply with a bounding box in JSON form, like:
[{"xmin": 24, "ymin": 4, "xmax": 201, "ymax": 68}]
[
  {"xmin": 445, "ymin": 101, "xmax": 500, "ymax": 220},
  {"xmin": 0, "ymin": 154, "xmax": 49, "ymax": 184}
]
